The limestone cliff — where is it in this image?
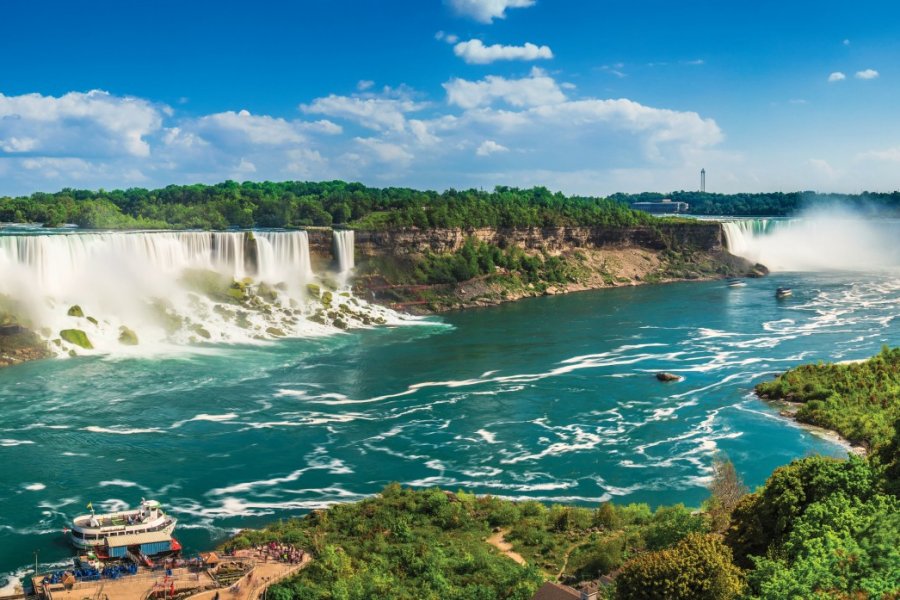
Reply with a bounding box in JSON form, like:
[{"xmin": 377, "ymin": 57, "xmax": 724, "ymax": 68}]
[{"xmin": 329, "ymin": 223, "xmax": 763, "ymax": 313}]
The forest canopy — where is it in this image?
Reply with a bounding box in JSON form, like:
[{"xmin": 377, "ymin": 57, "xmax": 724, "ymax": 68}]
[
  {"xmin": 5, "ymin": 180, "xmax": 898, "ymax": 231},
  {"xmin": 0, "ymin": 181, "xmax": 656, "ymax": 230}
]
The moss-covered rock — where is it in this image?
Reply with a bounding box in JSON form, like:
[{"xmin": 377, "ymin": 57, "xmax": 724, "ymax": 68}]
[
  {"xmin": 333, "ymin": 317, "xmax": 348, "ymax": 330},
  {"xmin": 180, "ymin": 269, "xmax": 247, "ymax": 304},
  {"xmin": 86, "ymin": 316, "xmax": 98, "ymax": 326},
  {"xmin": 149, "ymin": 299, "xmax": 185, "ymax": 335},
  {"xmin": 118, "ymin": 326, "xmax": 139, "ymax": 346},
  {"xmin": 306, "ymin": 283, "xmax": 321, "ymax": 298},
  {"xmin": 213, "ymin": 304, "xmax": 236, "ymax": 320},
  {"xmin": 266, "ymin": 327, "xmax": 286, "ymax": 337},
  {"xmin": 258, "ymin": 282, "xmax": 278, "ymax": 302},
  {"xmin": 322, "ymin": 291, "xmax": 334, "ymax": 306},
  {"xmin": 67, "ymin": 305, "xmax": 84, "ymax": 318},
  {"xmin": 60, "ymin": 329, "xmax": 93, "ymax": 349},
  {"xmin": 189, "ymin": 324, "xmax": 212, "ymax": 340}
]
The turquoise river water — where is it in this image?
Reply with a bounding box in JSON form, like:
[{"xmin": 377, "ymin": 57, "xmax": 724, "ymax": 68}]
[{"xmin": 1, "ymin": 270, "xmax": 898, "ymax": 583}]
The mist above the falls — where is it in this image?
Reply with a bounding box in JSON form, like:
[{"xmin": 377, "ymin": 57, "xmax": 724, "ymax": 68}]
[{"xmin": 723, "ymin": 204, "xmax": 900, "ymax": 272}]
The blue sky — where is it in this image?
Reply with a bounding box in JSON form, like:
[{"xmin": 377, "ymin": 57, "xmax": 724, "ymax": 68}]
[{"xmin": 1, "ymin": 0, "xmax": 899, "ymax": 195}]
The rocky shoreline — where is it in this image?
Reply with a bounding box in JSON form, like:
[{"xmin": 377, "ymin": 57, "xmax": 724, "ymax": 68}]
[
  {"xmin": 358, "ymin": 247, "xmax": 765, "ymax": 314},
  {"xmin": 760, "ymin": 398, "xmax": 868, "ymax": 457}
]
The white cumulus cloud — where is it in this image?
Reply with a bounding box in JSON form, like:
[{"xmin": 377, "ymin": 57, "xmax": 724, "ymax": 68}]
[
  {"xmin": 453, "ymin": 39, "xmax": 553, "ymax": 64},
  {"xmin": 446, "ymin": 0, "xmax": 536, "ymax": 23},
  {"xmin": 194, "ymin": 110, "xmax": 307, "ymax": 145},
  {"xmin": 855, "ymin": 69, "xmax": 879, "ymax": 80},
  {"xmin": 444, "ymin": 68, "xmax": 567, "ymax": 109},
  {"xmin": 0, "ymin": 90, "xmax": 163, "ymax": 157},
  {"xmin": 476, "ymin": 140, "xmax": 509, "ymax": 156},
  {"xmin": 301, "ymin": 93, "xmax": 425, "ymax": 133},
  {"xmin": 828, "ymin": 72, "xmax": 846, "ymax": 82}
]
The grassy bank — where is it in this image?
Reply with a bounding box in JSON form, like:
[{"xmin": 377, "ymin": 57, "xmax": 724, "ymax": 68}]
[
  {"xmin": 755, "ymin": 346, "xmax": 900, "ymax": 449},
  {"xmin": 228, "ymin": 441, "xmax": 900, "ymax": 599}
]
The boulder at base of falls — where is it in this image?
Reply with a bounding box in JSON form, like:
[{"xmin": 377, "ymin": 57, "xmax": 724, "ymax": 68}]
[
  {"xmin": 266, "ymin": 326, "xmax": 286, "ymax": 337},
  {"xmin": 189, "ymin": 324, "xmax": 212, "ymax": 339},
  {"xmin": 0, "ymin": 325, "xmax": 52, "ymax": 367},
  {"xmin": 118, "ymin": 326, "xmax": 139, "ymax": 346},
  {"xmin": 656, "ymin": 372, "xmax": 683, "ymax": 382},
  {"xmin": 60, "ymin": 329, "xmax": 93, "ymax": 350},
  {"xmin": 748, "ymin": 263, "xmax": 770, "ymax": 278},
  {"xmin": 67, "ymin": 305, "xmax": 85, "ymax": 318}
]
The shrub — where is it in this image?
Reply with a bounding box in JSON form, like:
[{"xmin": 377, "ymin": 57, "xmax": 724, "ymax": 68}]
[{"xmin": 615, "ymin": 533, "xmax": 744, "ymax": 600}]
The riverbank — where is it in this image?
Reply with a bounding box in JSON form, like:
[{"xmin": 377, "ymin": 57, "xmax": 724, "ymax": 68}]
[
  {"xmin": 358, "ymin": 246, "xmax": 762, "ymax": 314},
  {"xmin": 764, "ymin": 398, "xmax": 868, "ymax": 456},
  {"xmin": 754, "ymin": 346, "xmax": 899, "ymax": 453}
]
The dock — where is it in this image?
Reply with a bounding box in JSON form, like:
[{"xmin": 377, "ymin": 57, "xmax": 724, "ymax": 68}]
[{"xmin": 5, "ymin": 550, "xmax": 308, "ymax": 600}]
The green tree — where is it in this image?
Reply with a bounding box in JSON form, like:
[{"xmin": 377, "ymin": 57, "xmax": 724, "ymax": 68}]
[{"xmin": 615, "ymin": 533, "xmax": 744, "ymax": 600}]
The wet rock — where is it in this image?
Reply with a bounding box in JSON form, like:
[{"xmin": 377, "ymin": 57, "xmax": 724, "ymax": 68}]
[
  {"xmin": 118, "ymin": 326, "xmax": 139, "ymax": 346},
  {"xmin": 67, "ymin": 305, "xmax": 84, "ymax": 318},
  {"xmin": 60, "ymin": 328, "xmax": 93, "ymax": 349},
  {"xmin": 190, "ymin": 324, "xmax": 211, "ymax": 339},
  {"xmin": 656, "ymin": 372, "xmax": 682, "ymax": 382}
]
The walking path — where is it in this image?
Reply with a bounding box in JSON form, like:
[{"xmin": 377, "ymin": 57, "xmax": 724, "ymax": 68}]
[
  {"xmin": 187, "ymin": 554, "xmax": 309, "ymax": 600},
  {"xmin": 486, "ymin": 529, "xmax": 526, "ymax": 566}
]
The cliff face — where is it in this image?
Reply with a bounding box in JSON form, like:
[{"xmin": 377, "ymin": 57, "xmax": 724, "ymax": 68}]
[
  {"xmin": 307, "ymin": 223, "xmax": 724, "ymax": 258},
  {"xmin": 330, "ymin": 223, "xmax": 759, "ymax": 313}
]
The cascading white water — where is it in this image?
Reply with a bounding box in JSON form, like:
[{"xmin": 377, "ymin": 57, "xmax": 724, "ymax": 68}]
[
  {"xmin": 0, "ymin": 229, "xmax": 401, "ymax": 358},
  {"xmin": 722, "ymin": 209, "xmax": 900, "ymax": 271},
  {"xmin": 254, "ymin": 231, "xmax": 314, "ymax": 287},
  {"xmin": 333, "ymin": 230, "xmax": 355, "ymax": 286}
]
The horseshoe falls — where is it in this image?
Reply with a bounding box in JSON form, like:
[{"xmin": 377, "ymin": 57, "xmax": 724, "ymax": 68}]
[{"xmin": 721, "ymin": 210, "xmax": 900, "ymax": 271}]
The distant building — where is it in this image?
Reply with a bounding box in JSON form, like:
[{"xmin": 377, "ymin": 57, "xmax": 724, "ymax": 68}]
[
  {"xmin": 631, "ymin": 198, "xmax": 690, "ymax": 214},
  {"xmin": 531, "ymin": 581, "xmax": 598, "ymax": 600}
]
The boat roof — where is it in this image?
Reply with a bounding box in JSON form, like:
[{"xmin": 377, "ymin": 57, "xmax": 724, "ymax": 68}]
[{"xmin": 106, "ymin": 530, "xmax": 171, "ymax": 548}]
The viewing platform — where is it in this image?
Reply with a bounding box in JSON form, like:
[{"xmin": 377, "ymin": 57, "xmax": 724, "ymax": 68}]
[{"xmin": 4, "ymin": 550, "xmax": 308, "ymax": 600}]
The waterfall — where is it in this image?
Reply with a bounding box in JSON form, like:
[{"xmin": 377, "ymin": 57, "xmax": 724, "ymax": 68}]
[
  {"xmin": 0, "ymin": 228, "xmax": 398, "ymax": 357},
  {"xmin": 333, "ymin": 230, "xmax": 355, "ymax": 275},
  {"xmin": 255, "ymin": 231, "xmax": 314, "ymax": 286},
  {"xmin": 721, "ymin": 213, "xmax": 900, "ymax": 272}
]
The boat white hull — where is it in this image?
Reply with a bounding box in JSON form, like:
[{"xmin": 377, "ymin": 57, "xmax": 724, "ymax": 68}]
[{"xmin": 69, "ymin": 520, "xmax": 177, "ymax": 551}]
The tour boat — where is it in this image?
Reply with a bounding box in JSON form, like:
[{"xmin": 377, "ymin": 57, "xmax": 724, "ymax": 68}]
[
  {"xmin": 68, "ymin": 500, "xmax": 177, "ymax": 551},
  {"xmin": 775, "ymin": 287, "xmax": 793, "ymax": 299},
  {"xmin": 727, "ymin": 279, "xmax": 746, "ymax": 287}
]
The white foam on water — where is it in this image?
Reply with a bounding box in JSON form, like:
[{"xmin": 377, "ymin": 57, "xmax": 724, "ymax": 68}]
[
  {"xmin": 170, "ymin": 413, "xmax": 240, "ymax": 428},
  {"xmin": 475, "ymin": 429, "xmax": 499, "ymax": 444},
  {"xmin": 23, "ymin": 483, "xmax": 45, "ymax": 491},
  {"xmin": 0, "ymin": 439, "xmax": 35, "ymax": 447},
  {"xmin": 99, "ymin": 479, "xmax": 146, "ymax": 489},
  {"xmin": 82, "ymin": 425, "xmax": 164, "ymax": 435}
]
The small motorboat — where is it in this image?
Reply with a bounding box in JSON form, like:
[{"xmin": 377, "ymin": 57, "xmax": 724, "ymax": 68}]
[
  {"xmin": 727, "ymin": 279, "xmax": 746, "ymax": 287},
  {"xmin": 775, "ymin": 287, "xmax": 793, "ymax": 299}
]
